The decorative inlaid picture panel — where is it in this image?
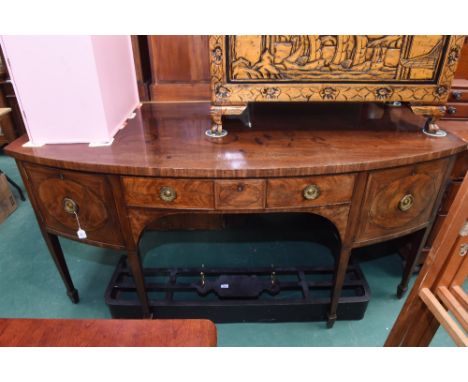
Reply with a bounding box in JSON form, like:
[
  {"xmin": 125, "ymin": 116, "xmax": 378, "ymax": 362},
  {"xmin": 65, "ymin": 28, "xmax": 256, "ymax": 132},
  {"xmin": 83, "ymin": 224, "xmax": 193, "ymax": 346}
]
[{"xmin": 227, "ymin": 35, "xmax": 447, "ymax": 83}]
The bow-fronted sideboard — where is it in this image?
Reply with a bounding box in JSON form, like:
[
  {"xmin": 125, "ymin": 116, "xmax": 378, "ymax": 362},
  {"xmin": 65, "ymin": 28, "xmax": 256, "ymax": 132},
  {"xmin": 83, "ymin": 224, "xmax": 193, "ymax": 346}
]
[{"xmin": 5, "ymin": 102, "xmax": 467, "ymax": 327}]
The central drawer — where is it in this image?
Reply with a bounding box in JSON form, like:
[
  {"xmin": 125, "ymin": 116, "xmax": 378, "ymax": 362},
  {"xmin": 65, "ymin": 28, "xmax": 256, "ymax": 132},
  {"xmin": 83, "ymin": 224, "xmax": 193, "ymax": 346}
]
[
  {"xmin": 215, "ymin": 179, "xmax": 266, "ymax": 209},
  {"xmin": 267, "ymin": 174, "xmax": 355, "ymax": 208}
]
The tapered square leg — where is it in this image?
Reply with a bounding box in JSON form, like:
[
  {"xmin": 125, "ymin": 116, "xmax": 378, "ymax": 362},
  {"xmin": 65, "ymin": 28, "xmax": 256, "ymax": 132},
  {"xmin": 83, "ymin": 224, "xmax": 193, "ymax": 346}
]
[
  {"xmin": 327, "ymin": 246, "xmax": 352, "ymax": 328},
  {"xmin": 42, "ymin": 231, "xmax": 80, "ymax": 303},
  {"xmin": 127, "ymin": 250, "xmax": 151, "ymax": 318},
  {"xmin": 397, "ymin": 230, "xmax": 426, "ymax": 299}
]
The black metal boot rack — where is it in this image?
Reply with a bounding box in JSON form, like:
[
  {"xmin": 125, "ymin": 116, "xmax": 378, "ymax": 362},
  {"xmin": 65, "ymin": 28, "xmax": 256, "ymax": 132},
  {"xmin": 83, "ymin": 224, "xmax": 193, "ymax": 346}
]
[{"xmin": 105, "ymin": 256, "xmax": 371, "ymax": 323}]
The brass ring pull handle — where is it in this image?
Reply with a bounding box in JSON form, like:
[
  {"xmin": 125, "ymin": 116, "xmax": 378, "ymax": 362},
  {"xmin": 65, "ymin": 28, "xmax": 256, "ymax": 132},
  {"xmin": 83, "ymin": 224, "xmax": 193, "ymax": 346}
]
[
  {"xmin": 398, "ymin": 194, "xmax": 414, "ymax": 212},
  {"xmin": 160, "ymin": 186, "xmax": 177, "ymax": 202},
  {"xmin": 63, "ymin": 197, "xmax": 78, "ymax": 214},
  {"xmin": 303, "ymin": 184, "xmax": 320, "ymax": 200}
]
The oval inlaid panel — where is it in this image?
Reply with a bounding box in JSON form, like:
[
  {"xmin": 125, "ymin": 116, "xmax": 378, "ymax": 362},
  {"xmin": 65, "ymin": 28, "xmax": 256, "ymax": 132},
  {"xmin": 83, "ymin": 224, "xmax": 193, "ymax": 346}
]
[
  {"xmin": 37, "ymin": 178, "xmax": 109, "ymax": 232},
  {"xmin": 368, "ymin": 173, "xmax": 436, "ymax": 230}
]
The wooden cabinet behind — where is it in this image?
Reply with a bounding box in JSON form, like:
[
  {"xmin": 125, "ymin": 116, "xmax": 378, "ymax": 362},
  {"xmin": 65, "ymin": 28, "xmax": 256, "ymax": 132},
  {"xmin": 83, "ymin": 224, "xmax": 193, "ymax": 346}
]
[{"xmin": 146, "ymin": 36, "xmax": 210, "ymax": 101}]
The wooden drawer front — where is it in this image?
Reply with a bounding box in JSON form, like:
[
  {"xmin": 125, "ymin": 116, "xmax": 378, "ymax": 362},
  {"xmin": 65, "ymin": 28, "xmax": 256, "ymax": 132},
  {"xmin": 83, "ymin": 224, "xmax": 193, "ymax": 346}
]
[
  {"xmin": 444, "ymin": 102, "xmax": 468, "ymax": 119},
  {"xmin": 123, "ymin": 177, "xmax": 214, "ymax": 209},
  {"xmin": 355, "ymin": 158, "xmax": 449, "ymax": 243},
  {"xmin": 448, "ymin": 88, "xmax": 468, "ymax": 102},
  {"xmin": 24, "ymin": 163, "xmax": 124, "ymax": 247},
  {"xmin": 215, "ymin": 180, "xmax": 265, "ymax": 210},
  {"xmin": 266, "ymin": 175, "xmax": 355, "ymax": 208}
]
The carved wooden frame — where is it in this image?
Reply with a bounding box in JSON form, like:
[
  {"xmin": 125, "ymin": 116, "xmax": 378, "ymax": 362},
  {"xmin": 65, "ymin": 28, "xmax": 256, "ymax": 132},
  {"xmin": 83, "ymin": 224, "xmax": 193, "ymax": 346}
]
[{"xmin": 208, "ymin": 35, "xmax": 465, "ymax": 135}]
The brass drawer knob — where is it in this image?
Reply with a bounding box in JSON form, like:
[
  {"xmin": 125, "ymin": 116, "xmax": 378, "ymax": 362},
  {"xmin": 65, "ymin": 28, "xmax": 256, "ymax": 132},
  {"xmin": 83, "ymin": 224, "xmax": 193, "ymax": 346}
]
[
  {"xmin": 398, "ymin": 194, "xmax": 414, "ymax": 212},
  {"xmin": 63, "ymin": 197, "xmax": 78, "ymax": 214},
  {"xmin": 160, "ymin": 186, "xmax": 177, "ymax": 202},
  {"xmin": 303, "ymin": 184, "xmax": 320, "ymax": 200}
]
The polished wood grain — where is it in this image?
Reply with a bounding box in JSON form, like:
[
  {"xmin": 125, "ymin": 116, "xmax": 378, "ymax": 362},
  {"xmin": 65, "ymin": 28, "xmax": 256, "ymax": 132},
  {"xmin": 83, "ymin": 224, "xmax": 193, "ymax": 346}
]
[
  {"xmin": 215, "ymin": 179, "xmax": 265, "ymax": 209},
  {"xmin": 0, "ymin": 318, "xmax": 217, "ymax": 346},
  {"xmin": 4, "ymin": 103, "xmax": 466, "ymax": 178},
  {"xmin": 267, "ymin": 174, "xmax": 355, "ymax": 208},
  {"xmin": 123, "ymin": 177, "xmax": 214, "ymax": 209},
  {"xmin": 355, "ymin": 158, "xmax": 449, "ymax": 244}
]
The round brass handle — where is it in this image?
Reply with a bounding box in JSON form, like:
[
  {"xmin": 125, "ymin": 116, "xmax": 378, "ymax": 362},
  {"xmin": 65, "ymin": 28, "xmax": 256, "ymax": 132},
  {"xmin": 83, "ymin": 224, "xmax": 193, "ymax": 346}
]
[
  {"xmin": 303, "ymin": 184, "xmax": 320, "ymax": 200},
  {"xmin": 63, "ymin": 197, "xmax": 78, "ymax": 214},
  {"xmin": 447, "ymin": 106, "xmax": 457, "ymax": 115},
  {"xmin": 452, "ymin": 91, "xmax": 462, "ymax": 101},
  {"xmin": 398, "ymin": 194, "xmax": 414, "ymax": 212},
  {"xmin": 160, "ymin": 186, "xmax": 177, "ymax": 202}
]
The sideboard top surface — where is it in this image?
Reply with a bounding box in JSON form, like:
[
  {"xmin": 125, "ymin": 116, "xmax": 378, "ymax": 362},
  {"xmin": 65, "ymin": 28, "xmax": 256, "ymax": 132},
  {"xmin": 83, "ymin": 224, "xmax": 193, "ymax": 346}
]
[{"xmin": 5, "ymin": 102, "xmax": 467, "ymax": 178}]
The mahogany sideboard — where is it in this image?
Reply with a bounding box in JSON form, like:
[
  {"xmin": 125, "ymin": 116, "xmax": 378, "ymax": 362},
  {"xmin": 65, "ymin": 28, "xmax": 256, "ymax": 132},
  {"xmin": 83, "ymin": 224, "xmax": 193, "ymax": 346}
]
[{"xmin": 4, "ymin": 102, "xmax": 467, "ymax": 328}]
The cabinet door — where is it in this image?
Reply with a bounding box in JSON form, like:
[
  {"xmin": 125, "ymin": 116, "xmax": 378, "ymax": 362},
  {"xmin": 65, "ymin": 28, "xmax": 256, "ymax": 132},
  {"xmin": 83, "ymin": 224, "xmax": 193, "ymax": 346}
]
[
  {"xmin": 355, "ymin": 158, "xmax": 450, "ymax": 244},
  {"xmin": 24, "ymin": 163, "xmax": 124, "ymax": 248}
]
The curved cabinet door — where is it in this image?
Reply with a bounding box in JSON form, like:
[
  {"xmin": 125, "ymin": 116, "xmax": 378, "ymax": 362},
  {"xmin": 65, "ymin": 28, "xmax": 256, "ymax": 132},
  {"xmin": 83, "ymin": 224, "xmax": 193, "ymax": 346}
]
[
  {"xmin": 24, "ymin": 163, "xmax": 124, "ymax": 248},
  {"xmin": 355, "ymin": 158, "xmax": 450, "ymax": 244}
]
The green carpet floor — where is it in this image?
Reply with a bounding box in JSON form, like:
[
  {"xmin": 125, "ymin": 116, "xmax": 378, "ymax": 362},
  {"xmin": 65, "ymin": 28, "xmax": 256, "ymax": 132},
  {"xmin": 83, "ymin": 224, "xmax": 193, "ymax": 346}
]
[{"xmin": 0, "ymin": 151, "xmax": 454, "ymax": 346}]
